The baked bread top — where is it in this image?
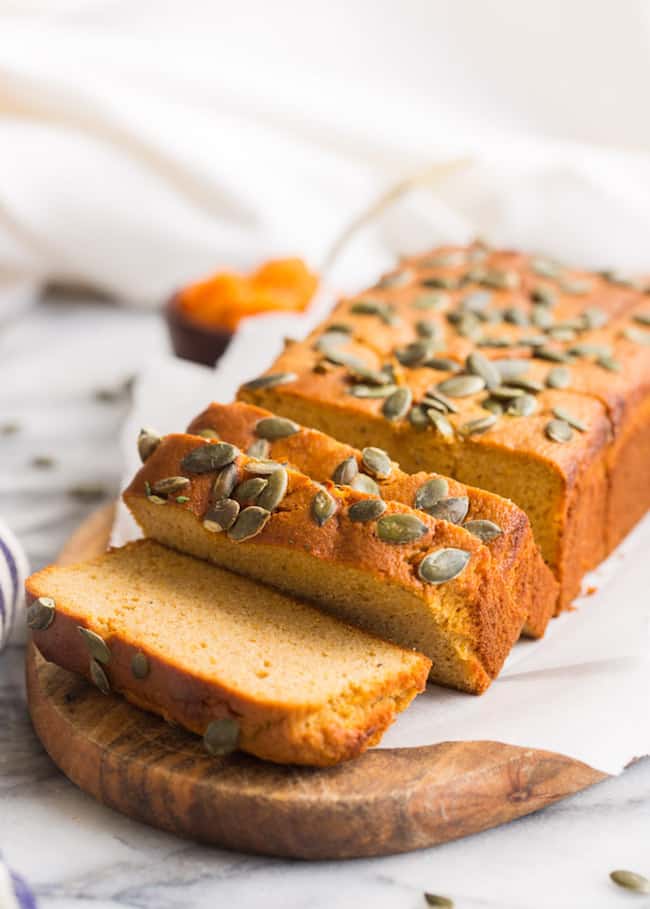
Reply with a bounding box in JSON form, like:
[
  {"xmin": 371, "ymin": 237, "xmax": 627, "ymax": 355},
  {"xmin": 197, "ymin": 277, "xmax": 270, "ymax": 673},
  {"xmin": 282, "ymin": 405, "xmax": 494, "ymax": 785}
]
[{"xmin": 238, "ymin": 242, "xmax": 650, "ymax": 471}]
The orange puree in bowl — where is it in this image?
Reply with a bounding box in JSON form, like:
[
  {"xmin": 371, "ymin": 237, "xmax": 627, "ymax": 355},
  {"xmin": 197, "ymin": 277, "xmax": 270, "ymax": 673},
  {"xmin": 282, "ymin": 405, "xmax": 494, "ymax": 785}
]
[{"xmin": 178, "ymin": 259, "xmax": 318, "ymax": 332}]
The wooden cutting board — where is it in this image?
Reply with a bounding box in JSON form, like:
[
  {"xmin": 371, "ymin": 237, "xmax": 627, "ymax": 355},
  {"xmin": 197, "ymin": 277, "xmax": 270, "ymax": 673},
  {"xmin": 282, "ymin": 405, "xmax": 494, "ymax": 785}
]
[{"xmin": 25, "ymin": 506, "xmax": 606, "ymax": 859}]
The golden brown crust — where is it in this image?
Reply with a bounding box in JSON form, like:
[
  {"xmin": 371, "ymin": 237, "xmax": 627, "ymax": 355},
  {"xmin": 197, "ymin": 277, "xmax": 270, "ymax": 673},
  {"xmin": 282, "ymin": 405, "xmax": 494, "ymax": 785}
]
[
  {"xmin": 124, "ymin": 434, "xmax": 527, "ymax": 692},
  {"xmin": 26, "ymin": 541, "xmax": 430, "ymax": 767},
  {"xmin": 187, "ymin": 401, "xmax": 558, "ymax": 636},
  {"xmin": 237, "ymin": 244, "xmax": 650, "ymax": 610}
]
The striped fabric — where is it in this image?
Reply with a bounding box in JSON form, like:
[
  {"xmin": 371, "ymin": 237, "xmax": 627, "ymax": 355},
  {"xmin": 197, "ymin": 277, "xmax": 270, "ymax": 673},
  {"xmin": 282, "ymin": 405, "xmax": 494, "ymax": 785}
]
[{"xmin": 0, "ymin": 519, "xmax": 29, "ymax": 652}]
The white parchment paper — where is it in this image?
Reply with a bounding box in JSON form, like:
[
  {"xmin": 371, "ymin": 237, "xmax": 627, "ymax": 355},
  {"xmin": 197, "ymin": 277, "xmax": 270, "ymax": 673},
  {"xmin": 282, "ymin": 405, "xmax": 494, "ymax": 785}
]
[{"xmin": 111, "ymin": 310, "xmax": 650, "ymax": 776}]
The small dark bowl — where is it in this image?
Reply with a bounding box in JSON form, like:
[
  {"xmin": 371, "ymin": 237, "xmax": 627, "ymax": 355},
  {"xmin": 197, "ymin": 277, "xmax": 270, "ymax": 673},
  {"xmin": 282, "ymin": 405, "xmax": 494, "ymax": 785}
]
[{"xmin": 165, "ymin": 293, "xmax": 234, "ymax": 367}]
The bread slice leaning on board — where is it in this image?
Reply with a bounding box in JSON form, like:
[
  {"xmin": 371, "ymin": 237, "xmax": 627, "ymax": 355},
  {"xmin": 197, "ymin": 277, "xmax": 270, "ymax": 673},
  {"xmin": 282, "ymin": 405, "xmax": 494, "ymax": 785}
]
[
  {"xmin": 124, "ymin": 432, "xmax": 527, "ymax": 694},
  {"xmin": 26, "ymin": 540, "xmax": 430, "ymax": 767},
  {"xmin": 186, "ymin": 400, "xmax": 558, "ymax": 638}
]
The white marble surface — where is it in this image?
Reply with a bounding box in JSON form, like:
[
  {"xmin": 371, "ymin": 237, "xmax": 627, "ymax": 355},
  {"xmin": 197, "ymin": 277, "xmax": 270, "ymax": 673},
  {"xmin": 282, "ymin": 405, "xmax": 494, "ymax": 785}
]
[{"xmin": 1, "ymin": 299, "xmax": 649, "ymax": 908}]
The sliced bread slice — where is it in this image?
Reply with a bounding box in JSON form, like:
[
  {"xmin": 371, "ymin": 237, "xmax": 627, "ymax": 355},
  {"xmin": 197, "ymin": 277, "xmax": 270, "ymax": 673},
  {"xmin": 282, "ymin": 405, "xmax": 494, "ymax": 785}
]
[
  {"xmin": 124, "ymin": 434, "xmax": 526, "ymax": 693},
  {"xmin": 26, "ymin": 540, "xmax": 430, "ymax": 767},
  {"xmin": 186, "ymin": 401, "xmax": 558, "ymax": 637}
]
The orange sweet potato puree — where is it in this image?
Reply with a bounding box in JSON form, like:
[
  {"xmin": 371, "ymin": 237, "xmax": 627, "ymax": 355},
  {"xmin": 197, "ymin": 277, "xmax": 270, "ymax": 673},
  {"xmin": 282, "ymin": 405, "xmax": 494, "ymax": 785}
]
[{"xmin": 178, "ymin": 259, "xmax": 318, "ymax": 331}]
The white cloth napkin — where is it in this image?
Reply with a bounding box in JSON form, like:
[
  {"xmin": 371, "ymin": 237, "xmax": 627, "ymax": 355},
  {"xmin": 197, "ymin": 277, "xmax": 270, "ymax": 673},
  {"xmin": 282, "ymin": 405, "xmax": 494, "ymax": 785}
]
[{"xmin": 4, "ymin": 3, "xmax": 650, "ymax": 308}]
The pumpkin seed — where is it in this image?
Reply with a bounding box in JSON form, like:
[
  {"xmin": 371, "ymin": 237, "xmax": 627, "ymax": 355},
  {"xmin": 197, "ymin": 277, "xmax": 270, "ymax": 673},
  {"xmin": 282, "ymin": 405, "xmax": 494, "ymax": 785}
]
[
  {"xmin": 90, "ymin": 659, "xmax": 110, "ymax": 695},
  {"xmin": 311, "ymin": 488, "xmax": 337, "ymax": 526},
  {"xmin": 212, "ymin": 466, "xmax": 239, "ymax": 502},
  {"xmin": 382, "ymin": 386, "xmax": 413, "ymax": 421},
  {"xmin": 137, "ymin": 427, "xmax": 161, "ymax": 463},
  {"xmin": 437, "ymin": 374, "xmax": 485, "ymax": 397},
  {"xmin": 240, "ymin": 372, "xmax": 297, "ymax": 391},
  {"xmin": 459, "ymin": 414, "xmax": 498, "ymax": 436},
  {"xmin": 596, "ymin": 354, "xmax": 621, "ymax": 372},
  {"xmin": 247, "ymin": 438, "xmax": 270, "ymax": 459},
  {"xmin": 545, "ymin": 419, "xmax": 573, "ymax": 443},
  {"xmin": 427, "ymin": 410, "xmax": 454, "ymax": 437},
  {"xmin": 503, "ymin": 306, "xmax": 529, "ymax": 326},
  {"xmin": 488, "ymin": 385, "xmax": 525, "ymax": 400},
  {"xmin": 481, "ymin": 269, "xmax": 520, "ymax": 290},
  {"xmin": 455, "ymin": 313, "xmax": 482, "ymax": 341},
  {"xmin": 412, "ymin": 291, "xmax": 448, "ymax": 310},
  {"xmin": 633, "ymin": 311, "xmax": 650, "ymax": 326},
  {"xmin": 582, "ymin": 306, "xmax": 608, "ymax": 330},
  {"xmin": 27, "ymin": 596, "xmax": 55, "ymax": 631},
  {"xmin": 181, "ymin": 442, "xmax": 239, "ymax": 474},
  {"xmin": 507, "ymin": 394, "xmax": 537, "ymax": 416},
  {"xmin": 415, "ymin": 319, "xmax": 439, "ymax": 339},
  {"xmin": 521, "ymin": 335, "xmax": 547, "ymax": 348},
  {"xmin": 559, "ymin": 277, "xmax": 592, "ymax": 295},
  {"xmin": 361, "ymin": 447, "xmax": 392, "ymax": 479},
  {"xmin": 349, "ymin": 383, "xmax": 397, "ymax": 398},
  {"xmin": 255, "ymin": 416, "xmax": 300, "ymax": 440},
  {"xmin": 78, "ymin": 627, "xmax": 110, "ymax": 664},
  {"xmin": 422, "ymin": 275, "xmax": 459, "ymax": 290},
  {"xmin": 508, "ymin": 376, "xmax": 544, "ymax": 393},
  {"xmin": 232, "ymin": 477, "xmax": 268, "ymax": 504},
  {"xmin": 482, "ymin": 398, "xmax": 504, "ymax": 416},
  {"xmin": 332, "ymin": 456, "xmax": 358, "ymax": 485},
  {"xmin": 176, "ymin": 496, "xmax": 190, "ymax": 504},
  {"xmin": 204, "ymin": 717, "xmax": 240, "ymax": 756},
  {"xmin": 547, "ymin": 327, "xmax": 576, "ymax": 343},
  {"xmin": 315, "ymin": 330, "xmax": 350, "ymax": 352},
  {"xmin": 424, "ymin": 894, "xmax": 454, "ymax": 908},
  {"xmin": 203, "ymin": 498, "xmax": 240, "ymax": 532},
  {"xmin": 424, "ymin": 389, "xmax": 459, "ymax": 413},
  {"xmin": 197, "ymin": 428, "xmax": 219, "ymax": 440},
  {"xmin": 350, "ymin": 300, "xmax": 386, "ymax": 317},
  {"xmin": 531, "ymin": 305, "xmax": 554, "ymax": 329},
  {"xmin": 414, "ymin": 478, "xmax": 449, "ymax": 512},
  {"xmin": 131, "ymin": 651, "xmax": 150, "ymax": 679},
  {"xmin": 396, "ymin": 340, "xmax": 436, "ymax": 367},
  {"xmin": 351, "ymin": 474, "xmax": 381, "ymax": 496},
  {"xmin": 427, "ymin": 496, "xmax": 469, "ymax": 524},
  {"xmin": 227, "ymin": 506, "xmax": 272, "ymax": 542},
  {"xmin": 530, "ymin": 285, "xmax": 558, "ymax": 306},
  {"xmin": 328, "ymin": 322, "xmax": 353, "ymax": 333},
  {"xmin": 623, "ymin": 325, "xmax": 650, "ymax": 345},
  {"xmin": 464, "ymin": 519, "xmax": 503, "ymax": 542},
  {"xmin": 460, "ymin": 290, "xmax": 492, "ymax": 312},
  {"xmin": 569, "ymin": 341, "xmax": 612, "ymax": 358},
  {"xmin": 423, "ymin": 357, "xmax": 461, "ymax": 373},
  {"xmin": 418, "ymin": 548, "xmax": 471, "ymax": 584},
  {"xmin": 408, "ymin": 404, "xmax": 430, "ymax": 430},
  {"xmin": 257, "ymin": 467, "xmax": 288, "ymax": 511},
  {"xmin": 546, "ymin": 366, "xmax": 571, "ymax": 389},
  {"xmin": 151, "ymin": 476, "xmax": 190, "ymax": 496},
  {"xmin": 552, "ymin": 407, "xmax": 588, "ymax": 432},
  {"xmin": 477, "ymin": 336, "xmax": 513, "ymax": 349},
  {"xmin": 377, "ymin": 513, "xmax": 428, "ymax": 544},
  {"xmin": 534, "ymin": 347, "xmax": 571, "ymax": 363},
  {"xmin": 421, "ymin": 251, "xmax": 465, "ymax": 268},
  {"xmin": 147, "ymin": 495, "xmax": 167, "ymax": 506},
  {"xmin": 496, "ymin": 359, "xmax": 530, "ymax": 381},
  {"xmin": 531, "ymin": 257, "xmax": 562, "ymax": 278},
  {"xmin": 466, "ymin": 352, "xmax": 500, "ymax": 389},
  {"xmin": 243, "ymin": 459, "xmax": 284, "ymax": 475},
  {"xmin": 422, "ymin": 396, "xmax": 447, "ymax": 413},
  {"xmin": 348, "ymin": 498, "xmax": 387, "ymax": 522},
  {"xmin": 374, "ymin": 269, "xmax": 412, "ymax": 289},
  {"xmin": 609, "ymin": 870, "xmax": 650, "ymax": 894},
  {"xmin": 324, "ymin": 350, "xmax": 387, "ymax": 385}
]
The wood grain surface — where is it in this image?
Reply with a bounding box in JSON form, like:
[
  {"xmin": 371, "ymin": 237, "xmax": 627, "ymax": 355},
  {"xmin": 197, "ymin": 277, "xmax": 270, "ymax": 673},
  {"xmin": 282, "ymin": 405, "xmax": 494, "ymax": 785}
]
[{"xmin": 25, "ymin": 507, "xmax": 607, "ymax": 859}]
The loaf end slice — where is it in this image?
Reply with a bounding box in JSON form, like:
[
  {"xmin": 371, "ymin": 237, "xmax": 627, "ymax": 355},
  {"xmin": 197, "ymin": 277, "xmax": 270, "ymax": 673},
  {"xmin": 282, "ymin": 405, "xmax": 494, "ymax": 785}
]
[{"xmin": 26, "ymin": 540, "xmax": 430, "ymax": 767}]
